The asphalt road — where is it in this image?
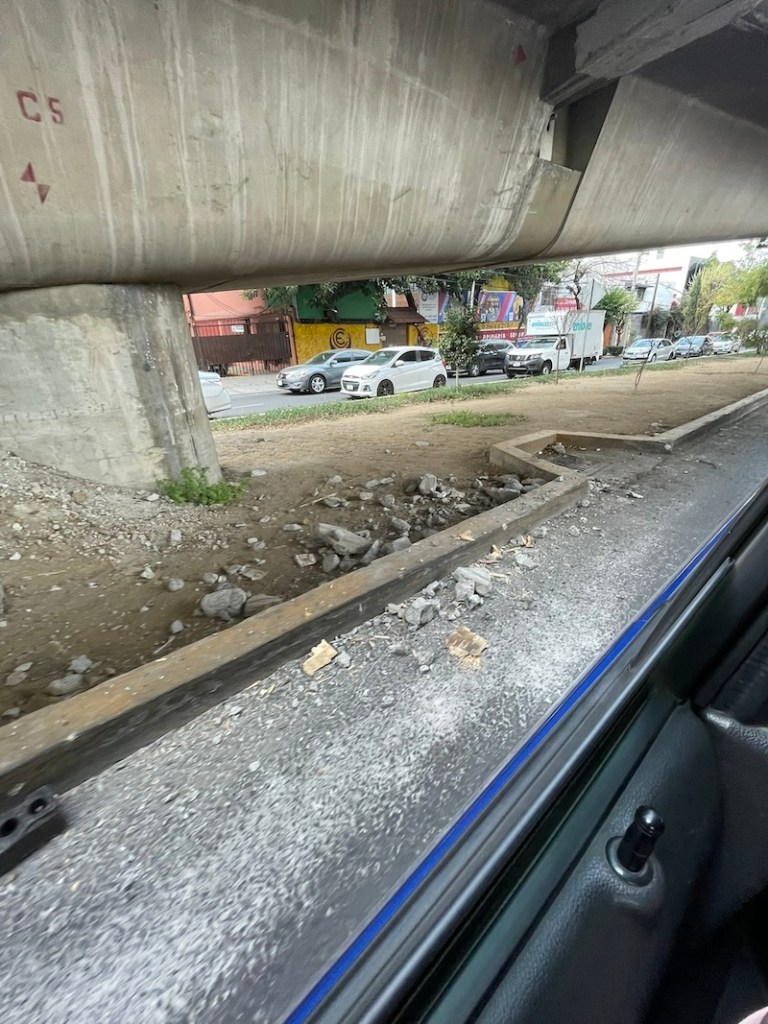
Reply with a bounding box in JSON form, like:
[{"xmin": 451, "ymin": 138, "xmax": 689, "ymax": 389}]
[
  {"xmin": 3, "ymin": 409, "xmax": 767, "ymax": 1024},
  {"xmin": 213, "ymin": 357, "xmax": 625, "ymax": 418}
]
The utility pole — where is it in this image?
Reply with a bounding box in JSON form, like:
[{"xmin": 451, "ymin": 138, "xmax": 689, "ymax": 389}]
[{"xmin": 646, "ymin": 273, "xmax": 661, "ymax": 336}]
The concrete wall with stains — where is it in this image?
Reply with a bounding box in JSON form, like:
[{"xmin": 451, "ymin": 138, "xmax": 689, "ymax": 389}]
[{"xmin": 0, "ymin": 0, "xmax": 561, "ymax": 292}]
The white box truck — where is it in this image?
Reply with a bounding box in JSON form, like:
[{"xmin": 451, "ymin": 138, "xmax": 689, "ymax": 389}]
[{"xmin": 505, "ymin": 310, "xmax": 606, "ymax": 377}]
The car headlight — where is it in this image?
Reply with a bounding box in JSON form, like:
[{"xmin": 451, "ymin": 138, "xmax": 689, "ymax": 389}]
[{"xmin": 356, "ymin": 369, "xmax": 381, "ymax": 379}]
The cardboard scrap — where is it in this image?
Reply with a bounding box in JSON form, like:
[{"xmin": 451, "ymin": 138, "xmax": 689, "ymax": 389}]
[
  {"xmin": 445, "ymin": 626, "xmax": 488, "ymax": 667},
  {"xmin": 302, "ymin": 639, "xmax": 338, "ymax": 676}
]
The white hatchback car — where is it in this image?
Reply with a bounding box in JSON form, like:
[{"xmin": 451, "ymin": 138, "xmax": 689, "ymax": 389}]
[
  {"xmin": 340, "ymin": 346, "xmax": 448, "ymax": 398},
  {"xmin": 198, "ymin": 370, "xmax": 232, "ymax": 415}
]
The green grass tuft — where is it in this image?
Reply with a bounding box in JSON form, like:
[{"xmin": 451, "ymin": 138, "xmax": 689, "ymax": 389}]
[{"xmin": 158, "ymin": 466, "xmax": 245, "ymax": 506}]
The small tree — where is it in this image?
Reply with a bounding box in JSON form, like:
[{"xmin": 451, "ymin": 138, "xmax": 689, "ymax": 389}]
[
  {"xmin": 439, "ymin": 304, "xmax": 480, "ymax": 385},
  {"xmin": 594, "ymin": 288, "xmax": 636, "ymax": 349}
]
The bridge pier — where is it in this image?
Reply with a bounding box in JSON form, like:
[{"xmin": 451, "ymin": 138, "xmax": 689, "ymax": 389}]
[{"xmin": 0, "ymin": 283, "xmax": 221, "ymax": 489}]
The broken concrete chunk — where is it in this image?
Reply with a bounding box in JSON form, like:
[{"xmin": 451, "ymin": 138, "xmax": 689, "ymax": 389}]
[
  {"xmin": 381, "ymin": 536, "xmax": 412, "ymax": 556},
  {"xmin": 68, "ymin": 655, "xmax": 94, "ymax": 674},
  {"xmin": 403, "ymin": 597, "xmax": 440, "ymax": 627},
  {"xmin": 322, "ymin": 552, "xmax": 340, "ymax": 572},
  {"xmin": 512, "ymin": 550, "xmax": 539, "ymax": 570},
  {"xmin": 244, "ymin": 594, "xmax": 283, "ymax": 616},
  {"xmin": 46, "ymin": 673, "xmax": 85, "ymax": 696},
  {"xmin": 199, "ymin": 587, "xmax": 247, "ymax": 621},
  {"xmin": 314, "ymin": 523, "xmax": 371, "ymax": 556},
  {"xmin": 418, "ymin": 473, "xmax": 440, "ymax": 496},
  {"xmin": 294, "ymin": 552, "xmax": 317, "ymax": 568},
  {"xmin": 454, "ymin": 565, "xmax": 493, "ymax": 597},
  {"xmin": 454, "ymin": 579, "xmax": 476, "ymax": 603}
]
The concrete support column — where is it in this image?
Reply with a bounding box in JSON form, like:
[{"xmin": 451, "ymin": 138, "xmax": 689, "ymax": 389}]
[{"xmin": 0, "ymin": 283, "xmax": 221, "ymax": 488}]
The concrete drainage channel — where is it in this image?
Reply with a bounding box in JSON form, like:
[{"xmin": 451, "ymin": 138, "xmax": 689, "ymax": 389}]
[{"xmin": 2, "ymin": 386, "xmax": 767, "ymax": 799}]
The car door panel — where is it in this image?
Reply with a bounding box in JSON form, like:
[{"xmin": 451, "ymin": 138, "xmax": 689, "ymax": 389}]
[{"xmin": 476, "ymin": 707, "xmax": 719, "ymax": 1024}]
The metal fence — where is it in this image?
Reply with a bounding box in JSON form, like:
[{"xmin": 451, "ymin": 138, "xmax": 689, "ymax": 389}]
[{"xmin": 191, "ymin": 321, "xmax": 291, "ymax": 375}]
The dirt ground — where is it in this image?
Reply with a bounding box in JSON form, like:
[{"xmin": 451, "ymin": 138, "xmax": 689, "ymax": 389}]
[{"xmin": 1, "ymin": 358, "xmax": 766, "ymax": 721}]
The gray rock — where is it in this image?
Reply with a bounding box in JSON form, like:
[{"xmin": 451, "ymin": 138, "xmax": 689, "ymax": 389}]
[
  {"xmin": 530, "ymin": 526, "xmax": 548, "ymax": 539},
  {"xmin": 412, "ymin": 648, "xmax": 435, "ymax": 667},
  {"xmin": 322, "ymin": 496, "xmax": 346, "ymax": 508},
  {"xmin": 315, "ymin": 523, "xmax": 371, "ymax": 556},
  {"xmin": 358, "ymin": 490, "xmax": 374, "ymax": 501},
  {"xmin": 512, "ymin": 550, "xmax": 539, "ymax": 570},
  {"xmin": 282, "ymin": 523, "xmax": 303, "ymax": 533},
  {"xmin": 487, "ymin": 487, "xmax": 522, "ymax": 504},
  {"xmin": 402, "ymin": 477, "xmax": 421, "ymax": 495},
  {"xmin": 169, "ymin": 620, "xmax": 184, "ymax": 635},
  {"xmin": 551, "ymin": 442, "xmax": 567, "ymax": 455},
  {"xmin": 8, "ymin": 553, "xmax": 21, "ymax": 562},
  {"xmin": 380, "ymin": 476, "xmax": 395, "ymax": 486},
  {"xmin": 294, "ymin": 552, "xmax": 317, "ymax": 568},
  {"xmin": 139, "ymin": 565, "xmax": 155, "ymax": 580},
  {"xmin": 69, "ymin": 655, "xmax": 94, "ymax": 674},
  {"xmin": 365, "ymin": 479, "xmax": 380, "ymax": 489},
  {"xmin": 145, "ymin": 492, "xmax": 161, "ymax": 502},
  {"xmin": 568, "ymin": 525, "xmax": 581, "ymax": 537},
  {"xmin": 201, "ymin": 572, "xmax": 219, "ymax": 585},
  {"xmin": 386, "ymin": 604, "xmax": 405, "ymax": 617},
  {"xmin": 47, "ymin": 673, "xmax": 84, "ymax": 696},
  {"xmin": 5, "ymin": 670, "xmax": 28, "ymax": 688},
  {"xmin": 381, "ymin": 695, "xmax": 396, "ymax": 707},
  {"xmin": 390, "ymin": 517, "xmax": 411, "ymax": 534},
  {"xmin": 381, "ymin": 536, "xmax": 412, "ymax": 555},
  {"xmin": 578, "ymin": 499, "xmax": 591, "ymax": 509},
  {"xmin": 322, "ymin": 552, "xmax": 340, "ymax": 572},
  {"xmin": 418, "ymin": 473, "xmax": 440, "ymax": 496},
  {"xmin": 15, "ymin": 662, "xmax": 33, "ymax": 673},
  {"xmin": 414, "ymin": 440, "xmax": 430, "ymax": 448},
  {"xmin": 336, "ymin": 651, "xmax": 352, "ymax": 669},
  {"xmin": 70, "ymin": 489, "xmax": 88, "ymax": 504},
  {"xmin": 379, "ymin": 494, "xmax": 396, "ymax": 509},
  {"xmin": 239, "ymin": 567, "xmax": 265, "ymax": 582},
  {"xmin": 250, "ymin": 468, "xmax": 267, "ymax": 477},
  {"xmin": 360, "ymin": 540, "xmax": 382, "ymax": 566},
  {"xmin": 199, "ymin": 587, "xmax": 247, "ymax": 621},
  {"xmin": 327, "ymin": 474, "xmax": 343, "ymax": 485},
  {"xmin": 244, "ymin": 594, "xmax": 283, "ymax": 616},
  {"xmin": 169, "ymin": 529, "xmax": 182, "ymax": 546},
  {"xmin": 403, "ymin": 597, "xmax": 440, "ymax": 627},
  {"xmin": 454, "ymin": 565, "xmax": 493, "ymax": 596},
  {"xmin": 2, "ymin": 707, "xmax": 20, "ymax": 719},
  {"xmin": 496, "ymin": 474, "xmax": 523, "ymax": 490},
  {"xmin": 247, "ymin": 538, "xmax": 267, "ymax": 550},
  {"xmin": 166, "ymin": 577, "xmax": 185, "ymax": 592},
  {"xmin": 454, "ymin": 579, "xmax": 476, "ymax": 603},
  {"xmin": 467, "ymin": 593, "xmax": 484, "ymax": 609}
]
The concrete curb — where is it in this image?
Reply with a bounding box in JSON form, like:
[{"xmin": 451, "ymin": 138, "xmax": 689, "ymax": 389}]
[{"xmin": 3, "ymin": 385, "xmax": 767, "ymax": 797}]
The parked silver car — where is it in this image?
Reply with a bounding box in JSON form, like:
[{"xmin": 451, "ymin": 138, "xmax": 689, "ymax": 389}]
[
  {"xmin": 622, "ymin": 337, "xmax": 676, "ymax": 364},
  {"xmin": 276, "ymin": 349, "xmax": 371, "ymax": 394}
]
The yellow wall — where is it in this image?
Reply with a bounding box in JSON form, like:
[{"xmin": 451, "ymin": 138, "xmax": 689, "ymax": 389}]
[
  {"xmin": 408, "ymin": 322, "xmax": 439, "ymax": 347},
  {"xmin": 294, "ymin": 320, "xmax": 436, "ymax": 362}
]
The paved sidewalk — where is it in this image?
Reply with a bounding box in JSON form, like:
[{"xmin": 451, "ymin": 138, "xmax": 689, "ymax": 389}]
[{"xmin": 2, "ymin": 412, "xmax": 767, "ymax": 1024}]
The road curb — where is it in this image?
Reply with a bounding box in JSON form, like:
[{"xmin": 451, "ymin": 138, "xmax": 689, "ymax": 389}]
[{"xmin": 3, "ymin": 385, "xmax": 767, "ymax": 797}]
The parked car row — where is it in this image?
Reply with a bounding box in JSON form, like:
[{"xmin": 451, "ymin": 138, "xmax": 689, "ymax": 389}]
[{"xmin": 622, "ymin": 333, "xmax": 741, "ymax": 365}]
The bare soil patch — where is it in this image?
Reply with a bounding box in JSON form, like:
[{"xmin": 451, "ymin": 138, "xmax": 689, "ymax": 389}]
[{"xmin": 1, "ymin": 358, "xmax": 765, "ymax": 721}]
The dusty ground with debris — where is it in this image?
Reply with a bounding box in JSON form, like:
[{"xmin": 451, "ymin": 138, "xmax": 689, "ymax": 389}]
[{"xmin": 1, "ymin": 359, "xmax": 765, "ymax": 719}]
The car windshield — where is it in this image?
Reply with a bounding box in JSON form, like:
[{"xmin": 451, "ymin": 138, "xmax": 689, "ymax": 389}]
[
  {"xmin": 629, "ymin": 340, "xmax": 653, "ymax": 349},
  {"xmin": 515, "ymin": 338, "xmax": 551, "ymax": 349},
  {"xmin": 360, "ymin": 348, "xmax": 398, "ymax": 365},
  {"xmin": 306, "ymin": 351, "xmax": 336, "ymax": 365}
]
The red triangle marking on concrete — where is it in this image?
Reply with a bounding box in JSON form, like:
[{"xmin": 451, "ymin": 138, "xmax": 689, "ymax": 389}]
[
  {"xmin": 37, "ymin": 183, "xmax": 50, "ymax": 204},
  {"xmin": 514, "ymin": 45, "xmax": 527, "ymax": 65},
  {"xmin": 20, "ymin": 162, "xmax": 36, "ymax": 183}
]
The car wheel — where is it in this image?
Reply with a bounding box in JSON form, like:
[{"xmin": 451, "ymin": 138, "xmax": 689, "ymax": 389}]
[
  {"xmin": 377, "ymin": 379, "xmax": 394, "ymax": 397},
  {"xmin": 432, "ymin": 374, "xmax": 446, "ymax": 388},
  {"xmin": 649, "ymin": 354, "xmax": 657, "ymax": 363},
  {"xmin": 308, "ymin": 374, "xmax": 327, "ymax": 394},
  {"xmin": 468, "ymin": 362, "xmax": 481, "ymax": 377},
  {"xmin": 540, "ymin": 362, "xmax": 552, "ymax": 375},
  {"xmin": 506, "ymin": 371, "xmax": 515, "ymax": 379}
]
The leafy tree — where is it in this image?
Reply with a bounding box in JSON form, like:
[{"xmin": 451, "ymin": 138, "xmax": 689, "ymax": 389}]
[
  {"xmin": 439, "ymin": 304, "xmax": 480, "ymax": 385},
  {"xmin": 594, "ymin": 288, "xmax": 636, "ymax": 346},
  {"xmin": 681, "ymin": 258, "xmax": 738, "ymax": 334}
]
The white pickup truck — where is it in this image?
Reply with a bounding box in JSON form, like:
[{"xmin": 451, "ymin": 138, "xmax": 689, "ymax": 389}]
[{"xmin": 505, "ymin": 311, "xmax": 606, "ymax": 377}]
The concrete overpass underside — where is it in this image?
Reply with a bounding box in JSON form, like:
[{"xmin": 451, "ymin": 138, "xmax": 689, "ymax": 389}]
[{"xmin": 1, "ymin": 0, "xmax": 767, "ymax": 485}]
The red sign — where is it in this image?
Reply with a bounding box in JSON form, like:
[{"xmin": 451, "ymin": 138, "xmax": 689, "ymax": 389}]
[
  {"xmin": 478, "ymin": 326, "xmax": 525, "ymax": 341},
  {"xmin": 554, "ymin": 296, "xmax": 577, "ymax": 310}
]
